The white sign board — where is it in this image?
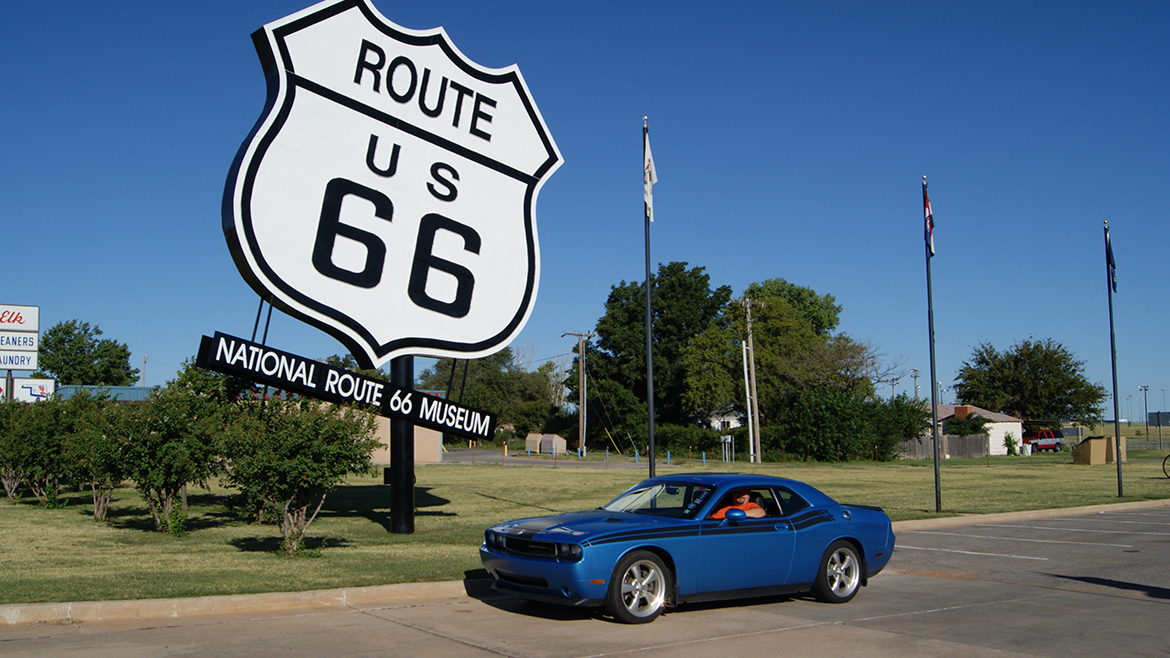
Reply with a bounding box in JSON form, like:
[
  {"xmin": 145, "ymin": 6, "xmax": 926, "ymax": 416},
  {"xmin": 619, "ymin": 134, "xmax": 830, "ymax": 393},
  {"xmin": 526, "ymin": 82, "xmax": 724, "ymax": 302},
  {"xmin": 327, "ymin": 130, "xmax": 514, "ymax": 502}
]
[
  {"xmin": 0, "ymin": 378, "xmax": 54, "ymax": 403},
  {"xmin": 0, "ymin": 305, "xmax": 38, "ymax": 333},
  {"xmin": 224, "ymin": 0, "xmax": 561, "ymax": 368},
  {"xmin": 0, "ymin": 352, "xmax": 38, "ymax": 370},
  {"xmin": 0, "ymin": 331, "xmax": 38, "ymax": 352}
]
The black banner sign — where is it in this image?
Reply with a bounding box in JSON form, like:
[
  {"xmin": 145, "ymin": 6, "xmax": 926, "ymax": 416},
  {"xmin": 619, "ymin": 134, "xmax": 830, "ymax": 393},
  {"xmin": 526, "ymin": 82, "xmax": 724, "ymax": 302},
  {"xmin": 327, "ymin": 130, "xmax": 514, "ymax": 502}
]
[{"xmin": 195, "ymin": 332, "xmax": 496, "ymax": 440}]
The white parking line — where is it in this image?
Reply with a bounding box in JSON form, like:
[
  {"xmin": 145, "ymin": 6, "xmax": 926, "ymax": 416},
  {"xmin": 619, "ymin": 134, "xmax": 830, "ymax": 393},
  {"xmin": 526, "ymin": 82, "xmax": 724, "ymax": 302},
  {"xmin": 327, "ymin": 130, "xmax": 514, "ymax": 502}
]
[
  {"xmin": 899, "ymin": 530, "xmax": 1131, "ymax": 548},
  {"xmin": 1043, "ymin": 517, "xmax": 1170, "ymax": 527},
  {"xmin": 975, "ymin": 524, "xmax": 1170, "ymax": 537},
  {"xmin": 896, "ymin": 545, "xmax": 1048, "ymax": 560}
]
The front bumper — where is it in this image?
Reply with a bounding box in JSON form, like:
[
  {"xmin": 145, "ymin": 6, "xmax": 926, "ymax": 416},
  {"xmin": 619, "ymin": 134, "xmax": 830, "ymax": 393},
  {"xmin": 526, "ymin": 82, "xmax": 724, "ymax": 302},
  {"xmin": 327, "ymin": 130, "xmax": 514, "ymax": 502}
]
[{"xmin": 479, "ymin": 545, "xmax": 609, "ymax": 607}]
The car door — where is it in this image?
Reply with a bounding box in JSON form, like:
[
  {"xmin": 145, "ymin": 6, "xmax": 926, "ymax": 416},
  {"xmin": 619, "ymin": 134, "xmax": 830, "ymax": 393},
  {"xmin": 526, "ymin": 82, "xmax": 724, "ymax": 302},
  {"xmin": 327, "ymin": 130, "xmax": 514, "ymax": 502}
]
[{"xmin": 696, "ymin": 487, "xmax": 795, "ymax": 594}]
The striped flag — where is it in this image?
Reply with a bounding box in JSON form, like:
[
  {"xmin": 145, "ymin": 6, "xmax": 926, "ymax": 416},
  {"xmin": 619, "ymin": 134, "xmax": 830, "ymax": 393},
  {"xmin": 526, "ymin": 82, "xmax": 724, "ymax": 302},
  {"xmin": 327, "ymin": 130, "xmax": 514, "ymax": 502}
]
[{"xmin": 923, "ymin": 178, "xmax": 934, "ymax": 257}]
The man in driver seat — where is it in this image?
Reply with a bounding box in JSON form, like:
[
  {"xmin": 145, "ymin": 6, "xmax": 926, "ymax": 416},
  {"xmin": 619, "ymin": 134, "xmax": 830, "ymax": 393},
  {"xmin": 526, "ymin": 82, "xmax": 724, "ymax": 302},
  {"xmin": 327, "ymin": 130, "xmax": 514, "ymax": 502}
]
[{"xmin": 711, "ymin": 489, "xmax": 766, "ymax": 519}]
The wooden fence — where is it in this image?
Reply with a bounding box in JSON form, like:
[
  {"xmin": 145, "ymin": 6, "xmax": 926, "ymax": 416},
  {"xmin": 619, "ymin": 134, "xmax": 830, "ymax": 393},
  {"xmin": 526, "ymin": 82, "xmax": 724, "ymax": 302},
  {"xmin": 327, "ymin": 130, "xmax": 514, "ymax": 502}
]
[{"xmin": 897, "ymin": 434, "xmax": 989, "ymax": 460}]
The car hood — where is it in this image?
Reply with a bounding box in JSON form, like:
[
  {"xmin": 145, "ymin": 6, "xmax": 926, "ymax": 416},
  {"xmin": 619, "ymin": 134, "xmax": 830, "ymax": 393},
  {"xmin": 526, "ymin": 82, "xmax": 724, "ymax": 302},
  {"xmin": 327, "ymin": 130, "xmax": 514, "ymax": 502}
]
[{"xmin": 489, "ymin": 510, "xmax": 685, "ymax": 544}]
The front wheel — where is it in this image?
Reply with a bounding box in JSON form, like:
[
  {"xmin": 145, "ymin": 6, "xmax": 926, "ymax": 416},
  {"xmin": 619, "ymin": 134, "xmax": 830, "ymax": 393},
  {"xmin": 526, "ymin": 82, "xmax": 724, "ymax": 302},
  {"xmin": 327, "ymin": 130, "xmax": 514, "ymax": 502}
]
[
  {"xmin": 812, "ymin": 540, "xmax": 862, "ymax": 603},
  {"xmin": 606, "ymin": 550, "xmax": 670, "ymax": 623},
  {"xmin": 1163, "ymin": 454, "xmax": 1169, "ymax": 479}
]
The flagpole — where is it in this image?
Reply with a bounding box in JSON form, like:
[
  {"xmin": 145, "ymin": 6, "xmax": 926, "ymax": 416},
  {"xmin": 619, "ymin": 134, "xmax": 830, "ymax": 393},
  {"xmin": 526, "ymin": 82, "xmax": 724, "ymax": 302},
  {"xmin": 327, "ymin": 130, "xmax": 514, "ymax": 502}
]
[
  {"xmin": 1105, "ymin": 221, "xmax": 1122, "ymax": 496},
  {"xmin": 644, "ymin": 117, "xmax": 656, "ymax": 478},
  {"xmin": 924, "ymin": 176, "xmax": 942, "ymax": 513}
]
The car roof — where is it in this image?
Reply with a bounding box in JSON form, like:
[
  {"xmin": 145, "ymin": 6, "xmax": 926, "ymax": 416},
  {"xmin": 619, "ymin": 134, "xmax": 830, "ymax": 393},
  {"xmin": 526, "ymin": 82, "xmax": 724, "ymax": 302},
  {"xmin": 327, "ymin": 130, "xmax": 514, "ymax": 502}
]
[{"xmin": 631, "ymin": 473, "xmax": 838, "ymax": 507}]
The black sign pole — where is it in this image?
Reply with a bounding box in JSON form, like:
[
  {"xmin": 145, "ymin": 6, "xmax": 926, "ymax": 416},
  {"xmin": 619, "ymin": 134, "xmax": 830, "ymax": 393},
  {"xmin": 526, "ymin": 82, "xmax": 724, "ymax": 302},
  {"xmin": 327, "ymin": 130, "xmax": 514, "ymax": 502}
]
[{"xmin": 390, "ymin": 355, "xmax": 415, "ymax": 534}]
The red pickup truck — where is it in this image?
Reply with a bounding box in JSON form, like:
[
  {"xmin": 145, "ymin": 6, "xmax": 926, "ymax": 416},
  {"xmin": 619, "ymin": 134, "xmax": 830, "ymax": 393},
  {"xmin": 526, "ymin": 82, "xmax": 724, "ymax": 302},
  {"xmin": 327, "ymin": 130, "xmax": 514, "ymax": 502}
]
[{"xmin": 1022, "ymin": 430, "xmax": 1065, "ymax": 452}]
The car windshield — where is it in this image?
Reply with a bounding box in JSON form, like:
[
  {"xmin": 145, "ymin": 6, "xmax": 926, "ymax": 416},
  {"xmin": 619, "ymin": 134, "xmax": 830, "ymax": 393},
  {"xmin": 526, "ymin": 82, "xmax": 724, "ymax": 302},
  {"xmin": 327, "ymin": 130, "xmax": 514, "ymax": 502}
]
[{"xmin": 602, "ymin": 482, "xmax": 714, "ymax": 518}]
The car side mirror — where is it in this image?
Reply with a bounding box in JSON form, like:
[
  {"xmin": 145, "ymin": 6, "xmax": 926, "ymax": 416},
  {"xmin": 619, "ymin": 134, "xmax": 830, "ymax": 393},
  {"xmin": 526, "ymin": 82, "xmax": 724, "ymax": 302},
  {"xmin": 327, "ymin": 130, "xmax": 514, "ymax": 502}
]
[{"xmin": 720, "ymin": 508, "xmax": 747, "ymax": 526}]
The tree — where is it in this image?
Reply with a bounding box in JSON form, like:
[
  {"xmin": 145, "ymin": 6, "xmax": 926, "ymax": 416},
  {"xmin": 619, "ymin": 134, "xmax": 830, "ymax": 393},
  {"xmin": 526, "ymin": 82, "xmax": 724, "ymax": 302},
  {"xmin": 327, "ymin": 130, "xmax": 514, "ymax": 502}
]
[
  {"xmin": 953, "ymin": 338, "xmax": 1106, "ymax": 427},
  {"xmin": 7, "ymin": 399, "xmax": 70, "ymax": 506},
  {"xmin": 219, "ymin": 398, "xmax": 379, "ymax": 556},
  {"xmin": 60, "ymin": 390, "xmax": 127, "ymax": 520},
  {"xmin": 171, "ymin": 356, "xmax": 259, "ymax": 402},
  {"xmin": 584, "ymin": 262, "xmax": 732, "ymax": 438},
  {"xmin": 743, "ymin": 278, "xmax": 842, "ymax": 337},
  {"xmin": 34, "ymin": 320, "xmax": 139, "ymax": 386},
  {"xmin": 323, "ymin": 354, "xmax": 390, "ymax": 382},
  {"xmin": 123, "ymin": 384, "xmax": 219, "ymax": 534},
  {"xmin": 0, "ymin": 401, "xmax": 27, "ymax": 499},
  {"xmin": 417, "ymin": 348, "xmax": 561, "ymax": 437}
]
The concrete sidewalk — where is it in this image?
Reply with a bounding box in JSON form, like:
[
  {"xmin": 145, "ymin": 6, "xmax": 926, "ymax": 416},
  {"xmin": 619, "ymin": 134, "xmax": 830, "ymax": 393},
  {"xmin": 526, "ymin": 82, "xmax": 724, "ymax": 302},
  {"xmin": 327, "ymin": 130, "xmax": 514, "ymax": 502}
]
[{"xmin": 3, "ymin": 498, "xmax": 1166, "ymax": 627}]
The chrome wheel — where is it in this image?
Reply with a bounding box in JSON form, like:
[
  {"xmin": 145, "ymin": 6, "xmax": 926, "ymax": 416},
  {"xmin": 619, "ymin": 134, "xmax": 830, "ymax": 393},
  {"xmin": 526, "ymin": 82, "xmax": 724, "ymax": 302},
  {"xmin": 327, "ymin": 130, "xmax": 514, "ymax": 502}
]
[
  {"xmin": 606, "ymin": 550, "xmax": 669, "ymax": 623},
  {"xmin": 813, "ymin": 540, "xmax": 862, "ymax": 603}
]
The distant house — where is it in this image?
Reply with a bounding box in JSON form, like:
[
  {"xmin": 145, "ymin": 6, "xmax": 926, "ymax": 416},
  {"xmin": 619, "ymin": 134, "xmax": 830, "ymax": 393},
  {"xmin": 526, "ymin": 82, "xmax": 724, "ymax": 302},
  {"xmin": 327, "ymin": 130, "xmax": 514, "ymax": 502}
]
[
  {"xmin": 933, "ymin": 404, "xmax": 1023, "ymax": 456},
  {"xmin": 708, "ymin": 413, "xmax": 741, "ymax": 432}
]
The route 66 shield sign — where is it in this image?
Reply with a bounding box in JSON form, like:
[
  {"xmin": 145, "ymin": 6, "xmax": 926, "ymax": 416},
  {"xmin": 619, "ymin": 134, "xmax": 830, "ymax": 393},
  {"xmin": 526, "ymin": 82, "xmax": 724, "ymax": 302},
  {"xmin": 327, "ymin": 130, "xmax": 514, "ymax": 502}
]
[{"xmin": 223, "ymin": 0, "xmax": 561, "ymax": 368}]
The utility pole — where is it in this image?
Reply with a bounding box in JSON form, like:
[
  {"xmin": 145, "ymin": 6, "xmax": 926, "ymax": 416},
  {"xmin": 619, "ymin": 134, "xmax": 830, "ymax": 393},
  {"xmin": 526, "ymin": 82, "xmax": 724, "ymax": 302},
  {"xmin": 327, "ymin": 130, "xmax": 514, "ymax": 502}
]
[
  {"xmin": 563, "ymin": 332, "xmax": 595, "ymax": 455},
  {"xmin": 734, "ymin": 298, "xmax": 763, "ymax": 463}
]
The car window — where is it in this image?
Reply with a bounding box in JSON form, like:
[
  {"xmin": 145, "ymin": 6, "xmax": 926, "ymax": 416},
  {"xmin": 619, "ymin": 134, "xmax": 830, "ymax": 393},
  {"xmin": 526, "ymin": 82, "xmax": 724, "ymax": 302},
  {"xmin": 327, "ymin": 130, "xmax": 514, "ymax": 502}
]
[
  {"xmin": 708, "ymin": 487, "xmax": 781, "ymax": 518},
  {"xmin": 773, "ymin": 487, "xmax": 810, "ymax": 516},
  {"xmin": 602, "ymin": 483, "xmax": 714, "ymax": 519}
]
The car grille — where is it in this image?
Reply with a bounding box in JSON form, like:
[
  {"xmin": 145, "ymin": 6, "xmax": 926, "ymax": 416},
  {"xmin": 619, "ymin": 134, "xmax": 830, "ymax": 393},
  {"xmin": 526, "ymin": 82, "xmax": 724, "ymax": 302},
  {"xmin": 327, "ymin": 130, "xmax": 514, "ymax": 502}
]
[
  {"xmin": 503, "ymin": 536, "xmax": 556, "ymax": 558},
  {"xmin": 496, "ymin": 569, "xmax": 548, "ymax": 588}
]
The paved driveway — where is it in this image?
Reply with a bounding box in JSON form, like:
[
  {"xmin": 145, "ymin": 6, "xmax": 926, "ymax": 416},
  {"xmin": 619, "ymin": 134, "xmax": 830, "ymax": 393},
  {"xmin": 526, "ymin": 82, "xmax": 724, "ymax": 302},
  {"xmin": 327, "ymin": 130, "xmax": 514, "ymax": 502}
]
[{"xmin": 3, "ymin": 503, "xmax": 1168, "ymax": 657}]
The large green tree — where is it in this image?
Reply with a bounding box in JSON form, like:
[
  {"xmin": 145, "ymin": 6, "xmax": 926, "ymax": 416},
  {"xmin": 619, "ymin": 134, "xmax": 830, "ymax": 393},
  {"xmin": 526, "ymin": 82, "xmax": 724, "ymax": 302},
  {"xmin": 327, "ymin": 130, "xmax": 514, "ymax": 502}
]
[
  {"xmin": 34, "ymin": 320, "xmax": 139, "ymax": 386},
  {"xmin": 743, "ymin": 278, "xmax": 843, "ymax": 337},
  {"xmin": 582, "ymin": 262, "xmax": 732, "ymax": 439},
  {"xmin": 953, "ymin": 338, "xmax": 1106, "ymax": 426}
]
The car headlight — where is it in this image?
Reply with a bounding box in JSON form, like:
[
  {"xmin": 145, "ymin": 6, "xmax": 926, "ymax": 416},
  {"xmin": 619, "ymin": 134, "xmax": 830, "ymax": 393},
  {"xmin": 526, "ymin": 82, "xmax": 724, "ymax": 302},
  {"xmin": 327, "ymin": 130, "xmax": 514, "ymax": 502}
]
[
  {"xmin": 555, "ymin": 543, "xmax": 582, "ymax": 562},
  {"xmin": 484, "ymin": 531, "xmax": 502, "ymax": 549}
]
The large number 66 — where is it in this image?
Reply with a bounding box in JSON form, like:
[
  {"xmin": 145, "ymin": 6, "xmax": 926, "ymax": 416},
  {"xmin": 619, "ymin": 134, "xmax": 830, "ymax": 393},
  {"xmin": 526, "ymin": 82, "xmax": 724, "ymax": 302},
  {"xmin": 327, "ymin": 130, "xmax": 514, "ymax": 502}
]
[{"xmin": 311, "ymin": 177, "xmax": 480, "ymax": 318}]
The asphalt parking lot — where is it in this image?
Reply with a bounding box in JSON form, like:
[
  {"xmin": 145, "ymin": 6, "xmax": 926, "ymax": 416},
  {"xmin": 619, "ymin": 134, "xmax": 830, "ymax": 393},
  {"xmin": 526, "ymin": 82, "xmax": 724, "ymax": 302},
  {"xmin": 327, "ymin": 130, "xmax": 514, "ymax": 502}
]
[{"xmin": 3, "ymin": 502, "xmax": 1167, "ymax": 657}]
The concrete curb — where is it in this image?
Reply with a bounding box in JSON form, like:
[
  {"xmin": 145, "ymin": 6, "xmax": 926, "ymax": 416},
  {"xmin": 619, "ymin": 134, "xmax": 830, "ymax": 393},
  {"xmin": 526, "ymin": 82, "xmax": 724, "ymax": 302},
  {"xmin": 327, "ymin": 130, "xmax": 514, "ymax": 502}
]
[
  {"xmin": 891, "ymin": 497, "xmax": 1170, "ymax": 531},
  {"xmin": 3, "ymin": 498, "xmax": 1167, "ymax": 626},
  {"xmin": 0, "ymin": 579, "xmax": 495, "ymax": 627}
]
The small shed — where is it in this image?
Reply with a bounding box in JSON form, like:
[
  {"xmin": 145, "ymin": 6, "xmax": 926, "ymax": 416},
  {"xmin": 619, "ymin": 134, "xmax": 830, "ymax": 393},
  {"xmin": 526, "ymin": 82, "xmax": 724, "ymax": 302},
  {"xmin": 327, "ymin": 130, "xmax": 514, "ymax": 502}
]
[{"xmin": 540, "ymin": 434, "xmax": 567, "ymax": 456}]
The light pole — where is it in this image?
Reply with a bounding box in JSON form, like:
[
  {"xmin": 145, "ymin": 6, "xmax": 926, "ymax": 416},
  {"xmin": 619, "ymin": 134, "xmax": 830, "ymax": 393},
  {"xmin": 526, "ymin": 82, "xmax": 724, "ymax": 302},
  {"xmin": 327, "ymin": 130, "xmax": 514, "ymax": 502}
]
[{"xmin": 1140, "ymin": 386, "xmax": 1149, "ymax": 441}]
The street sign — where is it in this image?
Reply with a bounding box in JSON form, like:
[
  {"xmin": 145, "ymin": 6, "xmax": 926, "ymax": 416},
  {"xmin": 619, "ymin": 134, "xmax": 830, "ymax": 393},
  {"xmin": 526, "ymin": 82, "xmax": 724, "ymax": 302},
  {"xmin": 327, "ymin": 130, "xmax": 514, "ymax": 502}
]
[
  {"xmin": 224, "ymin": 0, "xmax": 561, "ymax": 368},
  {"xmin": 195, "ymin": 332, "xmax": 496, "ymax": 440},
  {"xmin": 4, "ymin": 378, "xmax": 54, "ymax": 402}
]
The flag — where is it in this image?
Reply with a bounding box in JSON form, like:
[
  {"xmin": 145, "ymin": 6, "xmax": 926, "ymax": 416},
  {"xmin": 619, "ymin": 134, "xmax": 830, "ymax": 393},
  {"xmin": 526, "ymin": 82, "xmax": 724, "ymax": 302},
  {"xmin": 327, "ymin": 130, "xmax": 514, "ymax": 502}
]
[
  {"xmin": 923, "ymin": 179, "xmax": 934, "ymax": 257},
  {"xmin": 1105, "ymin": 225, "xmax": 1117, "ymax": 292},
  {"xmin": 643, "ymin": 128, "xmax": 657, "ymax": 222}
]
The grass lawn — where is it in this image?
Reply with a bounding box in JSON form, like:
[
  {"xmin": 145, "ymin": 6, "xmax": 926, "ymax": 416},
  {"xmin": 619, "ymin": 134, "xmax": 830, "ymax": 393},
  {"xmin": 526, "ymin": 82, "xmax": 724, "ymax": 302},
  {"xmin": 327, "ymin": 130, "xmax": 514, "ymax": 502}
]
[{"xmin": 1, "ymin": 452, "xmax": 1167, "ymax": 606}]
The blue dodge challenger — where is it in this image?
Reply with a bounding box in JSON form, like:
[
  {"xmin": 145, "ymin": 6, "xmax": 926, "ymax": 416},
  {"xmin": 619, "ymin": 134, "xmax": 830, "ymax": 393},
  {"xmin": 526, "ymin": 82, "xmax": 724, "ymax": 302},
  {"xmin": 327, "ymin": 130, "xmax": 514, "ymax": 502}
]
[{"xmin": 480, "ymin": 473, "xmax": 895, "ymax": 623}]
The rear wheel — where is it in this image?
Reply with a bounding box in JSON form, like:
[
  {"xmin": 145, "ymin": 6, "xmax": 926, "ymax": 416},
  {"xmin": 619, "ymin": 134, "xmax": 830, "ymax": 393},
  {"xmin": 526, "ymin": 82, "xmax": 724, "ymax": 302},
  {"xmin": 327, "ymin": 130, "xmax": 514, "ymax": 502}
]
[
  {"xmin": 606, "ymin": 550, "xmax": 669, "ymax": 623},
  {"xmin": 813, "ymin": 540, "xmax": 862, "ymax": 603},
  {"xmin": 1163, "ymin": 454, "xmax": 1169, "ymax": 479}
]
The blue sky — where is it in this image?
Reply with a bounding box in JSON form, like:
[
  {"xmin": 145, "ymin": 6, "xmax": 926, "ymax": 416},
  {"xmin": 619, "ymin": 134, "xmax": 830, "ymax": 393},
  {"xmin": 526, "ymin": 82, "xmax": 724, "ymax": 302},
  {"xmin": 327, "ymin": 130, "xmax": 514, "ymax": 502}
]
[{"xmin": 4, "ymin": 1, "xmax": 1167, "ymax": 419}]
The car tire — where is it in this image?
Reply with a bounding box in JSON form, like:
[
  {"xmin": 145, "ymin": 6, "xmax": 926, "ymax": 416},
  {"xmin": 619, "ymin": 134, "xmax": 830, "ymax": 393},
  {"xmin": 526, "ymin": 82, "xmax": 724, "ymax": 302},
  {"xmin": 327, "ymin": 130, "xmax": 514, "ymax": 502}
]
[
  {"xmin": 605, "ymin": 550, "xmax": 670, "ymax": 624},
  {"xmin": 812, "ymin": 540, "xmax": 862, "ymax": 604}
]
